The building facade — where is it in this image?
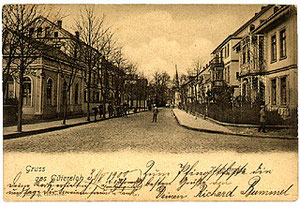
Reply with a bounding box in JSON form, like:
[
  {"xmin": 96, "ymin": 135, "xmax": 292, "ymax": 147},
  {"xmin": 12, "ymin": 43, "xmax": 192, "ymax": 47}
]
[
  {"xmin": 3, "ymin": 17, "xmax": 137, "ymax": 121},
  {"xmin": 234, "ymin": 5, "xmax": 297, "ymax": 118},
  {"xmin": 180, "ymin": 4, "xmax": 297, "ymax": 121}
]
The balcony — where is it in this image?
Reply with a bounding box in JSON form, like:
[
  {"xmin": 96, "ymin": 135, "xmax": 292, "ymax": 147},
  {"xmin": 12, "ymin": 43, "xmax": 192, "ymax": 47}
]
[
  {"xmin": 208, "ymin": 56, "xmax": 225, "ymax": 87},
  {"xmin": 212, "ymin": 80, "xmax": 225, "ymax": 87},
  {"xmin": 209, "ymin": 56, "xmax": 224, "ymax": 67},
  {"xmin": 239, "ymin": 35, "xmax": 265, "ymax": 77}
]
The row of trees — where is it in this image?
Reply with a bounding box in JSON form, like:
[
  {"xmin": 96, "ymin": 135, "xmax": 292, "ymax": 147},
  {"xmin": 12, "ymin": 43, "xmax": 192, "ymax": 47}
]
[
  {"xmin": 146, "ymin": 60, "xmax": 205, "ymax": 108},
  {"xmin": 148, "ymin": 71, "xmax": 172, "ymax": 107},
  {"xmin": 2, "ymin": 5, "xmax": 142, "ymax": 131}
]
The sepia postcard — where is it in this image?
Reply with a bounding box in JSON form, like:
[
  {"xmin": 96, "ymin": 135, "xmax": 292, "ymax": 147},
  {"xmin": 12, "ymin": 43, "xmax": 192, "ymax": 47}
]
[{"xmin": 2, "ymin": 3, "xmax": 298, "ymax": 202}]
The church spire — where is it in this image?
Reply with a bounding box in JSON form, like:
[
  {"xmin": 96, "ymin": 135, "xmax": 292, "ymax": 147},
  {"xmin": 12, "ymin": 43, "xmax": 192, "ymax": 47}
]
[{"xmin": 175, "ymin": 64, "xmax": 179, "ymax": 88}]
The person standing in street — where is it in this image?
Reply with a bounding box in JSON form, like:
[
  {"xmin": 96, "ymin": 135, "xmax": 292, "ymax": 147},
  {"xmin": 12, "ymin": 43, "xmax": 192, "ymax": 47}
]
[
  {"xmin": 98, "ymin": 104, "xmax": 103, "ymax": 119},
  {"xmin": 258, "ymin": 105, "xmax": 267, "ymax": 132},
  {"xmin": 108, "ymin": 103, "xmax": 113, "ymax": 118},
  {"xmin": 93, "ymin": 107, "xmax": 98, "ymax": 121},
  {"xmin": 123, "ymin": 103, "xmax": 128, "ymax": 118},
  {"xmin": 152, "ymin": 107, "xmax": 159, "ymax": 123}
]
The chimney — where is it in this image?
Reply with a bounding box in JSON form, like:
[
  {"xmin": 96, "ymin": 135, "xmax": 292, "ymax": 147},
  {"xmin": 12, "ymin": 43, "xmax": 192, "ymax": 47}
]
[
  {"xmin": 75, "ymin": 31, "xmax": 80, "ymax": 39},
  {"xmin": 57, "ymin": 20, "xmax": 62, "ymax": 28}
]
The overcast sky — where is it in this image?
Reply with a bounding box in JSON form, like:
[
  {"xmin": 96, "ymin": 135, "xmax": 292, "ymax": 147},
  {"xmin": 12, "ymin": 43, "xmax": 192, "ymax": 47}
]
[{"xmin": 48, "ymin": 4, "xmax": 263, "ymax": 78}]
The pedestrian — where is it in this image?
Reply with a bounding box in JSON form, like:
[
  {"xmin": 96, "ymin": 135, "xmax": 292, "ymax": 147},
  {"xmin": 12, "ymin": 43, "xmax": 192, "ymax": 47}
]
[
  {"xmin": 258, "ymin": 105, "xmax": 267, "ymax": 133},
  {"xmin": 148, "ymin": 103, "xmax": 152, "ymax": 111},
  {"xmin": 92, "ymin": 107, "xmax": 98, "ymax": 121},
  {"xmin": 123, "ymin": 103, "xmax": 128, "ymax": 118},
  {"xmin": 152, "ymin": 107, "xmax": 159, "ymax": 123},
  {"xmin": 98, "ymin": 104, "xmax": 104, "ymax": 119},
  {"xmin": 108, "ymin": 103, "xmax": 113, "ymax": 118}
]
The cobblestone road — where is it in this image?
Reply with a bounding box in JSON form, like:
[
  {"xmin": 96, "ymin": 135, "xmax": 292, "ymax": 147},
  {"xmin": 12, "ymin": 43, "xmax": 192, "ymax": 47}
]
[{"xmin": 3, "ymin": 108, "xmax": 297, "ymax": 153}]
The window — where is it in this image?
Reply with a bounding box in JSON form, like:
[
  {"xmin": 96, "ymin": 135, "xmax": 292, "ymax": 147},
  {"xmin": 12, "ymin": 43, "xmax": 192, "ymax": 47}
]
[
  {"xmin": 5, "ymin": 75, "xmax": 14, "ymax": 99},
  {"xmin": 227, "ymin": 66, "xmax": 230, "ymax": 83},
  {"xmin": 224, "ymin": 67, "xmax": 230, "ymax": 82},
  {"xmin": 92, "ymin": 91, "xmax": 95, "ymax": 102},
  {"xmin": 54, "ymin": 32, "xmax": 59, "ymax": 38},
  {"xmin": 96, "ymin": 92, "xmax": 100, "ymax": 102},
  {"xmin": 253, "ymin": 77, "xmax": 258, "ymax": 90},
  {"xmin": 84, "ymin": 91, "xmax": 87, "ymax": 103},
  {"xmin": 227, "ymin": 44, "xmax": 230, "ymax": 57},
  {"xmin": 63, "ymin": 81, "xmax": 68, "ymax": 104},
  {"xmin": 74, "ymin": 83, "xmax": 79, "ymax": 104},
  {"xmin": 247, "ymin": 48, "xmax": 250, "ymax": 63},
  {"xmin": 242, "ymin": 83, "xmax": 246, "ymax": 97},
  {"xmin": 271, "ymin": 79, "xmax": 277, "ymax": 105},
  {"xmin": 271, "ymin": 34, "xmax": 277, "ymax": 62},
  {"xmin": 280, "ymin": 76, "xmax": 287, "ymax": 105},
  {"xmin": 37, "ymin": 27, "xmax": 42, "ymax": 37},
  {"xmin": 242, "ymin": 46, "xmax": 246, "ymax": 64},
  {"xmin": 46, "ymin": 78, "xmax": 53, "ymax": 105},
  {"xmin": 220, "ymin": 49, "xmax": 224, "ymax": 60},
  {"xmin": 23, "ymin": 77, "xmax": 32, "ymax": 106},
  {"xmin": 45, "ymin": 27, "xmax": 50, "ymax": 37},
  {"xmin": 215, "ymin": 69, "xmax": 223, "ymax": 81},
  {"xmin": 280, "ymin": 29, "xmax": 286, "ymax": 58},
  {"xmin": 93, "ymin": 73, "xmax": 96, "ymax": 85}
]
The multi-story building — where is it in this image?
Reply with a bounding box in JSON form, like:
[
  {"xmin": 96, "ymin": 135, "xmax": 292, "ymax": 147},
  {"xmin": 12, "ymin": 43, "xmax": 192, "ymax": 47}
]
[
  {"xmin": 210, "ymin": 35, "xmax": 241, "ymax": 96},
  {"xmin": 3, "ymin": 17, "xmax": 126, "ymax": 120},
  {"xmin": 208, "ymin": 5, "xmax": 276, "ymax": 98},
  {"xmin": 233, "ymin": 5, "xmax": 297, "ymax": 118},
  {"xmin": 180, "ymin": 4, "xmax": 297, "ymax": 121}
]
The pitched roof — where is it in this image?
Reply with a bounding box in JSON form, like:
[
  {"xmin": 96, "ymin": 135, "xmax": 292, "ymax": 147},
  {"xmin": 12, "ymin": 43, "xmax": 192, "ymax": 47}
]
[{"xmin": 211, "ymin": 5, "xmax": 273, "ymax": 54}]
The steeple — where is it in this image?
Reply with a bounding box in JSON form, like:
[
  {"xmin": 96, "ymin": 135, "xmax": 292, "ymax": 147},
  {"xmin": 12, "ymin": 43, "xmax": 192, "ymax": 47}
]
[{"xmin": 175, "ymin": 64, "xmax": 179, "ymax": 88}]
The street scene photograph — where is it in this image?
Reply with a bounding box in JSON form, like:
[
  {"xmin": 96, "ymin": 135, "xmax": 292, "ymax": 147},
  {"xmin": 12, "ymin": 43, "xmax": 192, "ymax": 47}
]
[{"xmin": 2, "ymin": 3, "xmax": 298, "ymax": 201}]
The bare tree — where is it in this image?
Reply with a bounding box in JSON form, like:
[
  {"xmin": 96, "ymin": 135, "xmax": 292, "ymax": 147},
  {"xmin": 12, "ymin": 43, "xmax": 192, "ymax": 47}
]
[
  {"xmin": 56, "ymin": 39, "xmax": 82, "ymax": 125},
  {"xmin": 2, "ymin": 5, "xmax": 55, "ymax": 132},
  {"xmin": 74, "ymin": 5, "xmax": 109, "ymax": 121},
  {"xmin": 150, "ymin": 71, "xmax": 171, "ymax": 106},
  {"xmin": 192, "ymin": 58, "xmax": 205, "ymax": 103}
]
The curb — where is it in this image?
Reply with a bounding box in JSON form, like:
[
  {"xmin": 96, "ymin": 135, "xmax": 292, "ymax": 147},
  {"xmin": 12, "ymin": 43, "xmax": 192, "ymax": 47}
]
[
  {"xmin": 171, "ymin": 109, "xmax": 297, "ymax": 140},
  {"xmin": 3, "ymin": 110, "xmax": 148, "ymax": 140},
  {"xmin": 191, "ymin": 111, "xmax": 291, "ymax": 129}
]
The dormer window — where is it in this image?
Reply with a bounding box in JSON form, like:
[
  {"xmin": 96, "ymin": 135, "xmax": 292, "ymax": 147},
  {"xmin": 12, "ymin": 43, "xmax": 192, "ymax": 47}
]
[{"xmin": 54, "ymin": 32, "xmax": 59, "ymax": 38}]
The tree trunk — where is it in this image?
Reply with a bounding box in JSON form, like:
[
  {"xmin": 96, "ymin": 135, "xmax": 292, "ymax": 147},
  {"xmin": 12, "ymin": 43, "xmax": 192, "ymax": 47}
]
[
  {"xmin": 17, "ymin": 70, "xmax": 24, "ymax": 132},
  {"xmin": 87, "ymin": 69, "xmax": 91, "ymax": 121},
  {"xmin": 63, "ymin": 91, "xmax": 67, "ymax": 125}
]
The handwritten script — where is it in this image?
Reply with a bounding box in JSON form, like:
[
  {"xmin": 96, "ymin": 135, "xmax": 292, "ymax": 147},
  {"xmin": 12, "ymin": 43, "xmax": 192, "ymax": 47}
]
[{"xmin": 5, "ymin": 161, "xmax": 294, "ymax": 200}]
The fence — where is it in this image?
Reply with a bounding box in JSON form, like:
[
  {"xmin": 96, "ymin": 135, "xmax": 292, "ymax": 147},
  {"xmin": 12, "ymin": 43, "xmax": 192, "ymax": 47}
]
[{"xmin": 184, "ymin": 102, "xmax": 297, "ymax": 126}]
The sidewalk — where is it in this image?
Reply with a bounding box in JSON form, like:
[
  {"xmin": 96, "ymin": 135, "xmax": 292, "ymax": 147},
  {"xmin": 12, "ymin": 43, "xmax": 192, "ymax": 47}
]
[
  {"xmin": 3, "ymin": 110, "xmax": 146, "ymax": 140},
  {"xmin": 172, "ymin": 109, "xmax": 297, "ymax": 140}
]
